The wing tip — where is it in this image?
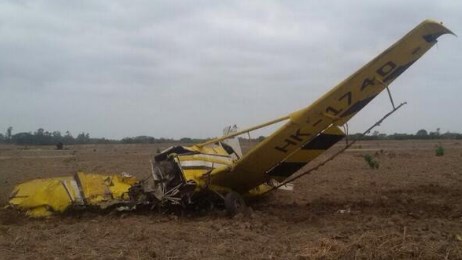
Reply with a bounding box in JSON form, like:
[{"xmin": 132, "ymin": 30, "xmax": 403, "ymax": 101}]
[{"xmin": 421, "ymin": 19, "xmax": 456, "ymax": 37}]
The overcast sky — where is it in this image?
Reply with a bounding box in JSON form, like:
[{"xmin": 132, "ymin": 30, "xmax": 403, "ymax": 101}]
[{"xmin": 1, "ymin": 1, "xmax": 460, "ymax": 139}]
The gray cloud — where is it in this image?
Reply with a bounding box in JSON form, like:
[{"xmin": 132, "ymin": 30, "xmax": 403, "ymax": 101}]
[{"xmin": 0, "ymin": 0, "xmax": 460, "ymax": 139}]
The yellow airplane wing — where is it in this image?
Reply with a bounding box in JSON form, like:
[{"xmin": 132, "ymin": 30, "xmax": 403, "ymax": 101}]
[{"xmin": 210, "ymin": 20, "xmax": 453, "ymax": 193}]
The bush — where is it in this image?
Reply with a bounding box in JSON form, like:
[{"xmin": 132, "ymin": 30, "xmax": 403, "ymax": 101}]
[
  {"xmin": 364, "ymin": 154, "xmax": 379, "ymax": 169},
  {"xmin": 435, "ymin": 145, "xmax": 445, "ymax": 156}
]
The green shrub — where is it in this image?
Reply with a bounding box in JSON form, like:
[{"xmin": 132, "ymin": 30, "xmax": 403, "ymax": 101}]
[
  {"xmin": 435, "ymin": 145, "xmax": 445, "ymax": 156},
  {"xmin": 364, "ymin": 154, "xmax": 379, "ymax": 169}
]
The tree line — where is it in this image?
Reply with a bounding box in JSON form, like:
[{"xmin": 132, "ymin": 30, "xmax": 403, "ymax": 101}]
[
  {"xmin": 349, "ymin": 128, "xmax": 462, "ymax": 140},
  {"xmin": 0, "ymin": 127, "xmax": 111, "ymax": 145},
  {"xmin": 0, "ymin": 127, "xmax": 208, "ymax": 145},
  {"xmin": 0, "ymin": 127, "xmax": 460, "ymax": 146}
]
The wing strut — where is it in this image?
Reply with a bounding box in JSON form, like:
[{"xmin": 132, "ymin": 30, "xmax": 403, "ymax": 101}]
[
  {"xmin": 262, "ymin": 100, "xmax": 407, "ymax": 195},
  {"xmin": 197, "ymin": 114, "xmax": 290, "ymax": 147},
  {"xmin": 386, "ymin": 87, "xmax": 396, "ymax": 110}
]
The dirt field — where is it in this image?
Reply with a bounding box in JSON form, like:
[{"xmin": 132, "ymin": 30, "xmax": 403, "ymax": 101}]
[{"xmin": 1, "ymin": 140, "xmax": 462, "ymax": 259}]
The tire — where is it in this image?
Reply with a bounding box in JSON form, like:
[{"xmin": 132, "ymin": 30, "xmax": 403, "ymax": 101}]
[{"xmin": 224, "ymin": 191, "xmax": 246, "ymax": 216}]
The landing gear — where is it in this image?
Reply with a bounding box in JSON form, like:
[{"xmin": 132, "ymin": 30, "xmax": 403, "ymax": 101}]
[{"xmin": 224, "ymin": 191, "xmax": 246, "ymax": 216}]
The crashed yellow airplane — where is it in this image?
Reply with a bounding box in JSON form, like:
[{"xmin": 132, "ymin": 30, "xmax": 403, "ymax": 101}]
[{"xmin": 9, "ymin": 20, "xmax": 453, "ymax": 217}]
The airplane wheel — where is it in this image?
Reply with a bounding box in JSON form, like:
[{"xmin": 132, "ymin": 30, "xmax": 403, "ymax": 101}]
[{"xmin": 224, "ymin": 191, "xmax": 246, "ymax": 216}]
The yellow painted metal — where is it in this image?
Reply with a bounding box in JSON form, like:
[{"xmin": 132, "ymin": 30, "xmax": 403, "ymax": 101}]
[
  {"xmin": 188, "ymin": 143, "xmax": 230, "ymax": 156},
  {"xmin": 178, "ymin": 144, "xmax": 235, "ymax": 188},
  {"xmin": 177, "ymin": 154, "xmax": 234, "ymax": 166},
  {"xmin": 108, "ymin": 175, "xmax": 138, "ymax": 199},
  {"xmin": 8, "ymin": 172, "xmax": 138, "ymax": 217},
  {"xmin": 210, "ymin": 20, "xmax": 453, "ymax": 193},
  {"xmin": 285, "ymin": 125, "xmax": 345, "ymax": 163},
  {"xmin": 77, "ymin": 172, "xmax": 110, "ymax": 205},
  {"xmin": 76, "ymin": 172, "xmax": 137, "ymax": 206},
  {"xmin": 284, "ymin": 149, "xmax": 325, "ymax": 163},
  {"xmin": 245, "ymin": 183, "xmax": 273, "ymax": 197},
  {"xmin": 9, "ymin": 177, "xmax": 78, "ymax": 217},
  {"xmin": 182, "ymin": 168, "xmax": 209, "ymax": 188}
]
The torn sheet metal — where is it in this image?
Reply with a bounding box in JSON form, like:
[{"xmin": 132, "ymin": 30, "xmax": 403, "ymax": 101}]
[{"xmin": 8, "ymin": 172, "xmax": 137, "ymax": 218}]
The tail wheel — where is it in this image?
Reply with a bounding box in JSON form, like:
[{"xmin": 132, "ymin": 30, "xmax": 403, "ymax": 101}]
[{"xmin": 224, "ymin": 191, "xmax": 246, "ymax": 216}]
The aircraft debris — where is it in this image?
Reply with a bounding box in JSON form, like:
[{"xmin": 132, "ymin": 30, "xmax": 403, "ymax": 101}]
[{"xmin": 8, "ymin": 20, "xmax": 454, "ymax": 217}]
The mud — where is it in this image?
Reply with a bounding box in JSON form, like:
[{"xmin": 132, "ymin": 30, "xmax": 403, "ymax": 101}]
[{"xmin": 1, "ymin": 140, "xmax": 462, "ymax": 259}]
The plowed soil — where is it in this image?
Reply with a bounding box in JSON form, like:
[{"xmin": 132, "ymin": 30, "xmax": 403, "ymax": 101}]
[{"xmin": 1, "ymin": 140, "xmax": 462, "ymax": 259}]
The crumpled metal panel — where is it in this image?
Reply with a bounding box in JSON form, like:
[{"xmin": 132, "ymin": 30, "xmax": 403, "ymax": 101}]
[
  {"xmin": 8, "ymin": 172, "xmax": 138, "ymax": 217},
  {"xmin": 9, "ymin": 177, "xmax": 80, "ymax": 217}
]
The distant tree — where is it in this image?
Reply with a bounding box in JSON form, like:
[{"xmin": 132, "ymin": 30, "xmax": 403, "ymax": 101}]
[
  {"xmin": 33, "ymin": 128, "xmax": 55, "ymax": 145},
  {"xmin": 367, "ymin": 130, "xmax": 380, "ymax": 140},
  {"xmin": 63, "ymin": 131, "xmax": 74, "ymax": 144},
  {"xmin": 76, "ymin": 132, "xmax": 90, "ymax": 144},
  {"xmin": 35, "ymin": 128, "xmax": 44, "ymax": 136},
  {"xmin": 133, "ymin": 136, "xmax": 153, "ymax": 143},
  {"xmin": 52, "ymin": 131, "xmax": 62, "ymax": 140},
  {"xmin": 6, "ymin": 126, "xmax": 13, "ymax": 143},
  {"xmin": 441, "ymin": 131, "xmax": 460, "ymax": 139},
  {"xmin": 1, "ymin": 128, "xmax": 119, "ymax": 145},
  {"xmin": 429, "ymin": 128, "xmax": 441, "ymax": 138},
  {"xmin": 416, "ymin": 129, "xmax": 428, "ymax": 138},
  {"xmin": 349, "ymin": 133, "xmax": 364, "ymax": 140},
  {"xmin": 12, "ymin": 132, "xmax": 34, "ymax": 145},
  {"xmin": 121, "ymin": 137, "xmax": 133, "ymax": 144},
  {"xmin": 388, "ymin": 133, "xmax": 411, "ymax": 140},
  {"xmin": 180, "ymin": 137, "xmax": 192, "ymax": 143}
]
